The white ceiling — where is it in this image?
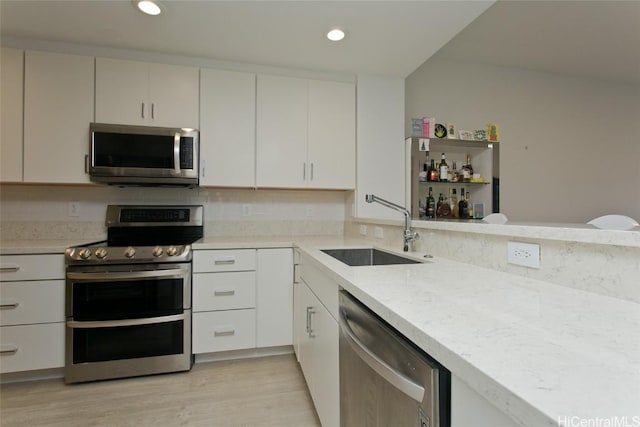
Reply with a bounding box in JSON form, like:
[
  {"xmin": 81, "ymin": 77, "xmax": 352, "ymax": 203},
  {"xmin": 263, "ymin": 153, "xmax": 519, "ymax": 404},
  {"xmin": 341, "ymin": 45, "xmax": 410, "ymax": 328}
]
[
  {"xmin": 0, "ymin": 0, "xmax": 494, "ymax": 78},
  {"xmin": 1, "ymin": 1, "xmax": 637, "ymax": 84},
  {"xmin": 434, "ymin": 0, "xmax": 640, "ymax": 85}
]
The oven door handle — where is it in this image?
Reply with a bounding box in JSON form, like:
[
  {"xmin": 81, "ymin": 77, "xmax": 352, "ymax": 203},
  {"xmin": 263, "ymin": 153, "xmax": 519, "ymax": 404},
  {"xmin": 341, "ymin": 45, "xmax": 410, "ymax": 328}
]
[
  {"xmin": 67, "ymin": 268, "xmax": 188, "ymax": 281},
  {"xmin": 67, "ymin": 313, "xmax": 187, "ymax": 329}
]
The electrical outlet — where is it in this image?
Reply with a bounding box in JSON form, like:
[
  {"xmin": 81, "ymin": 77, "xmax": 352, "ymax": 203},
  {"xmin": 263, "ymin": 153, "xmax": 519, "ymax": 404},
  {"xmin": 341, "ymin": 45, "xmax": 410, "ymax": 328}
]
[
  {"xmin": 374, "ymin": 226, "xmax": 384, "ymax": 239},
  {"xmin": 359, "ymin": 225, "xmax": 367, "ymax": 236},
  {"xmin": 68, "ymin": 201, "xmax": 80, "ymax": 217},
  {"xmin": 306, "ymin": 205, "xmax": 314, "ymax": 218},
  {"xmin": 507, "ymin": 241, "xmax": 540, "ymax": 268},
  {"xmin": 242, "ymin": 204, "xmax": 252, "ymax": 217}
]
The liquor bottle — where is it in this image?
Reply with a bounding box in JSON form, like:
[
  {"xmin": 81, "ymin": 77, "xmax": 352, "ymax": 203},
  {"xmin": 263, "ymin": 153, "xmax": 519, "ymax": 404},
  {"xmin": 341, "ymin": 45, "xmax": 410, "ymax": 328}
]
[
  {"xmin": 458, "ymin": 188, "xmax": 469, "ymax": 219},
  {"xmin": 426, "ymin": 187, "xmax": 436, "ymax": 219},
  {"xmin": 451, "ymin": 160, "xmax": 459, "ymax": 182},
  {"xmin": 465, "ymin": 190, "xmax": 473, "ymax": 218},
  {"xmin": 436, "ymin": 193, "xmax": 444, "ymax": 215},
  {"xmin": 436, "ymin": 192, "xmax": 451, "ymax": 218},
  {"xmin": 461, "ymin": 154, "xmax": 474, "ymax": 182},
  {"xmin": 439, "ymin": 153, "xmax": 448, "ymax": 182},
  {"xmin": 451, "ymin": 188, "xmax": 459, "ymax": 218},
  {"xmin": 428, "ymin": 159, "xmax": 438, "ymax": 182},
  {"xmin": 418, "ymin": 162, "xmax": 428, "ymax": 182}
]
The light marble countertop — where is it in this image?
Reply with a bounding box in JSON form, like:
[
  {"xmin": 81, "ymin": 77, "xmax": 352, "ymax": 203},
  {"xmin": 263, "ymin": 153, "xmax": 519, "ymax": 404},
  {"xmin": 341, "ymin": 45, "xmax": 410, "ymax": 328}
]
[
  {"xmin": 2, "ymin": 236, "xmax": 638, "ymax": 427},
  {"xmin": 294, "ymin": 238, "xmax": 640, "ymax": 427}
]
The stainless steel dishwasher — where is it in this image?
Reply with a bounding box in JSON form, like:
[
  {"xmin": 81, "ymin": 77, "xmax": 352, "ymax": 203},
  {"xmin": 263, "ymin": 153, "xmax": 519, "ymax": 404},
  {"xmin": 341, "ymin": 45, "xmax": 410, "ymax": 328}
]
[{"xmin": 339, "ymin": 290, "xmax": 450, "ymax": 427}]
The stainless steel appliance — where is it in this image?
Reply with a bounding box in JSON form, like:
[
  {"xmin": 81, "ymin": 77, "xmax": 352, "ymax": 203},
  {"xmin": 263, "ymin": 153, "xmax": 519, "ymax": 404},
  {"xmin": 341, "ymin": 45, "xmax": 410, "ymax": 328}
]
[
  {"xmin": 64, "ymin": 205, "xmax": 203, "ymax": 384},
  {"xmin": 339, "ymin": 290, "xmax": 450, "ymax": 427},
  {"xmin": 89, "ymin": 123, "xmax": 199, "ymax": 186}
]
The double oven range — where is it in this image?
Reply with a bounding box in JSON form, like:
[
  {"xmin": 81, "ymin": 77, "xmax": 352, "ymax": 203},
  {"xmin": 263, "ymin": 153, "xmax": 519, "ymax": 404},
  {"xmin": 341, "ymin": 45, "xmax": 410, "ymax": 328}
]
[{"xmin": 64, "ymin": 205, "xmax": 203, "ymax": 384}]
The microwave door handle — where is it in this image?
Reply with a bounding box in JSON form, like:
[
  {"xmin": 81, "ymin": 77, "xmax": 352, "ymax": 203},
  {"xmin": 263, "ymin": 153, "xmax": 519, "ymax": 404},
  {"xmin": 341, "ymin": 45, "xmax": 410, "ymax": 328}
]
[{"xmin": 174, "ymin": 133, "xmax": 181, "ymax": 174}]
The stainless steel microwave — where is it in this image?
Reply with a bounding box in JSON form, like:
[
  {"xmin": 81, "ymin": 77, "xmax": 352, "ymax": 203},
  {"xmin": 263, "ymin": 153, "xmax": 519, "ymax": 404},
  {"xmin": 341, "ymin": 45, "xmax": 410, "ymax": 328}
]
[{"xmin": 89, "ymin": 123, "xmax": 199, "ymax": 186}]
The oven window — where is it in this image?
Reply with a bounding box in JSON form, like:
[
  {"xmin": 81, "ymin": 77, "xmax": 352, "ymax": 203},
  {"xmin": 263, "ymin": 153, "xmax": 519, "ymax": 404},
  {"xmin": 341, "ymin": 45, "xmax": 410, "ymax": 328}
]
[
  {"xmin": 72, "ymin": 278, "xmax": 183, "ymax": 321},
  {"xmin": 93, "ymin": 132, "xmax": 176, "ymax": 169},
  {"xmin": 73, "ymin": 321, "xmax": 184, "ymax": 364}
]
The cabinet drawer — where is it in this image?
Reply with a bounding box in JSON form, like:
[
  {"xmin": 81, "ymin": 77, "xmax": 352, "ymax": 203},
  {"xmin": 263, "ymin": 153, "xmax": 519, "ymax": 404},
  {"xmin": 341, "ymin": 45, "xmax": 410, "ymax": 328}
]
[
  {"xmin": 0, "ymin": 280, "xmax": 64, "ymax": 326},
  {"xmin": 193, "ymin": 249, "xmax": 256, "ymax": 273},
  {"xmin": 0, "ymin": 322, "xmax": 65, "ymax": 373},
  {"xmin": 193, "ymin": 272, "xmax": 256, "ymax": 312},
  {"xmin": 192, "ymin": 309, "xmax": 256, "ymax": 354},
  {"xmin": 0, "ymin": 254, "xmax": 64, "ymax": 281}
]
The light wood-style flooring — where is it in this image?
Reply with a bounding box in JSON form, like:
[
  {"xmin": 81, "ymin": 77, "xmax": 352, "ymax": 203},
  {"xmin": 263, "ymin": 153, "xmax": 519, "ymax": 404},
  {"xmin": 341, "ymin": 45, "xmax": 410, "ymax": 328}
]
[{"xmin": 0, "ymin": 354, "xmax": 320, "ymax": 427}]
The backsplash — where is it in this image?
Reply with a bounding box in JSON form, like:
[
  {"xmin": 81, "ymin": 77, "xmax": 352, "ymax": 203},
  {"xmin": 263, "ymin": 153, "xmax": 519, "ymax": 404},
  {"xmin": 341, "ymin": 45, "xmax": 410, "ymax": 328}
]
[
  {"xmin": 0, "ymin": 185, "xmax": 348, "ymax": 240},
  {"xmin": 345, "ymin": 220, "xmax": 640, "ymax": 304}
]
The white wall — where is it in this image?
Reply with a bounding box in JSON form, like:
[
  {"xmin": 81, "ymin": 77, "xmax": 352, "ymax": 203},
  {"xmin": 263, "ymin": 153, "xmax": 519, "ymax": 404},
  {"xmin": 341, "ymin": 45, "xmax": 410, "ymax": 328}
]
[
  {"xmin": 356, "ymin": 74, "xmax": 406, "ymax": 220},
  {"xmin": 405, "ymin": 57, "xmax": 640, "ymax": 223}
]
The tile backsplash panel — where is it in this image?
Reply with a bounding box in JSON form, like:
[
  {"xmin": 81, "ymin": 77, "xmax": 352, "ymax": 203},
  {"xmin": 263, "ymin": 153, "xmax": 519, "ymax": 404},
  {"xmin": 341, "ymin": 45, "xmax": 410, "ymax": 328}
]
[
  {"xmin": 0, "ymin": 185, "xmax": 347, "ymax": 240},
  {"xmin": 345, "ymin": 221, "xmax": 640, "ymax": 304}
]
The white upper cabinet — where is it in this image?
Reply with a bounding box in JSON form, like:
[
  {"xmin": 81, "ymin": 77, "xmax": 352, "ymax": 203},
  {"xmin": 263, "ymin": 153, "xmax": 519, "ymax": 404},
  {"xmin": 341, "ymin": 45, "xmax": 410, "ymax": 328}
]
[
  {"xmin": 95, "ymin": 57, "xmax": 198, "ymax": 129},
  {"xmin": 308, "ymin": 79, "xmax": 355, "ymax": 189},
  {"xmin": 24, "ymin": 50, "xmax": 94, "ymax": 184},
  {"xmin": 200, "ymin": 68, "xmax": 256, "ymax": 187},
  {"xmin": 256, "ymin": 74, "xmax": 356, "ymax": 190},
  {"xmin": 256, "ymin": 74, "xmax": 308, "ymax": 188},
  {"xmin": 0, "ymin": 48, "xmax": 24, "ymax": 183}
]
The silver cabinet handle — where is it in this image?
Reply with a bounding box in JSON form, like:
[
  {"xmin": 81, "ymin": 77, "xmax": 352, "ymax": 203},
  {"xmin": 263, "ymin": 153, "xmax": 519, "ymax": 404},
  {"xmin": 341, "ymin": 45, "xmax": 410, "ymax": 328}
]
[
  {"xmin": 214, "ymin": 328, "xmax": 235, "ymax": 337},
  {"xmin": 0, "ymin": 345, "xmax": 18, "ymax": 355},
  {"xmin": 174, "ymin": 132, "xmax": 181, "ymax": 174},
  {"xmin": 310, "ymin": 162, "xmax": 314, "ymax": 180},
  {"xmin": 303, "ymin": 163, "xmax": 306, "ymax": 180},
  {"xmin": 67, "ymin": 268, "xmax": 187, "ymax": 281},
  {"xmin": 0, "ymin": 300, "xmax": 20, "ymax": 309},
  {"xmin": 142, "ymin": 102, "xmax": 145, "ymax": 119},
  {"xmin": 67, "ymin": 313, "xmax": 186, "ymax": 329},
  {"xmin": 84, "ymin": 154, "xmax": 89, "ymax": 173},
  {"xmin": 151, "ymin": 103, "xmax": 155, "ymax": 119},
  {"xmin": 214, "ymin": 258, "xmax": 235, "ymax": 265},
  {"xmin": 214, "ymin": 289, "xmax": 235, "ymax": 296},
  {"xmin": 339, "ymin": 310, "xmax": 426, "ymax": 403},
  {"xmin": 0, "ymin": 265, "xmax": 20, "ymax": 273},
  {"xmin": 306, "ymin": 306, "xmax": 315, "ymax": 338},
  {"xmin": 201, "ymin": 159, "xmax": 206, "ymax": 178}
]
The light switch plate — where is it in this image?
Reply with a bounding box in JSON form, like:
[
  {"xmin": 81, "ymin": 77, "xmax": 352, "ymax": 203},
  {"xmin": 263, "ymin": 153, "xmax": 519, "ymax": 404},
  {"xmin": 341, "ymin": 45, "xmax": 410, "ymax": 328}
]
[
  {"xmin": 507, "ymin": 241, "xmax": 540, "ymax": 268},
  {"xmin": 68, "ymin": 201, "xmax": 80, "ymax": 217},
  {"xmin": 359, "ymin": 225, "xmax": 367, "ymax": 236}
]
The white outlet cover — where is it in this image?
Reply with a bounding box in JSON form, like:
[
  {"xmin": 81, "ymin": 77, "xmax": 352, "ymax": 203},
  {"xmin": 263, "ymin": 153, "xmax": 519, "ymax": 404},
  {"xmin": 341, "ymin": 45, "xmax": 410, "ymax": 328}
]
[
  {"xmin": 507, "ymin": 241, "xmax": 541, "ymax": 269},
  {"xmin": 359, "ymin": 224, "xmax": 367, "ymax": 235},
  {"xmin": 374, "ymin": 226, "xmax": 384, "ymax": 239}
]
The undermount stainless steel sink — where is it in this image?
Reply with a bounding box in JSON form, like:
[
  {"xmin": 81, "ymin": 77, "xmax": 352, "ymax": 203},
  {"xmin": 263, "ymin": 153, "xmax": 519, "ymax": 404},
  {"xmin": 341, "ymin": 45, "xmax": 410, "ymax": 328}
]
[{"xmin": 321, "ymin": 248, "xmax": 422, "ymax": 267}]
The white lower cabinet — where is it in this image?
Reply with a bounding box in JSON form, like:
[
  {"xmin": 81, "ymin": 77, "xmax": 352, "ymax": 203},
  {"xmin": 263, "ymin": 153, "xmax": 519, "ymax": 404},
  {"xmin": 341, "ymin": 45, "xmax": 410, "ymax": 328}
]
[
  {"xmin": 193, "ymin": 309, "xmax": 257, "ymax": 353},
  {"xmin": 192, "ymin": 248, "xmax": 293, "ymax": 355},
  {"xmin": 0, "ymin": 254, "xmax": 65, "ymax": 374},
  {"xmin": 294, "ymin": 251, "xmax": 339, "ymax": 427},
  {"xmin": 451, "ymin": 375, "xmax": 519, "ymax": 427}
]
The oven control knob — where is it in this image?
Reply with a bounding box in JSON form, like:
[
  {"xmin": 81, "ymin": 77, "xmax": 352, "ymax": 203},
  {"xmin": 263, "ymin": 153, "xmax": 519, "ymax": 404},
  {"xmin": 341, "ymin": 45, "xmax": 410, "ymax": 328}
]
[
  {"xmin": 124, "ymin": 247, "xmax": 136, "ymax": 258},
  {"xmin": 95, "ymin": 248, "xmax": 108, "ymax": 259},
  {"xmin": 152, "ymin": 246, "xmax": 164, "ymax": 257},
  {"xmin": 78, "ymin": 248, "xmax": 92, "ymax": 259},
  {"xmin": 166, "ymin": 246, "xmax": 178, "ymax": 257}
]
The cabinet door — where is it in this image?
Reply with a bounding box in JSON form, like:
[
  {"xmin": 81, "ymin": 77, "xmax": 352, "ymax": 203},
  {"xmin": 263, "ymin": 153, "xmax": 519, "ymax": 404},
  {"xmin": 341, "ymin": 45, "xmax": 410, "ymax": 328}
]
[
  {"xmin": 311, "ymin": 303, "xmax": 340, "ymax": 427},
  {"xmin": 256, "ymin": 74, "xmax": 308, "ymax": 188},
  {"xmin": 256, "ymin": 248, "xmax": 293, "ymax": 348},
  {"xmin": 0, "ymin": 323, "xmax": 65, "ymax": 373},
  {"xmin": 200, "ymin": 68, "xmax": 255, "ymax": 186},
  {"xmin": 295, "ymin": 280, "xmax": 316, "ymax": 386},
  {"xmin": 95, "ymin": 57, "xmax": 149, "ymax": 126},
  {"xmin": 24, "ymin": 50, "xmax": 93, "ymax": 184},
  {"xmin": 308, "ymin": 80, "xmax": 356, "ymax": 189},
  {"xmin": 1, "ymin": 48, "xmax": 23, "ymax": 182},
  {"xmin": 148, "ymin": 63, "xmax": 199, "ymax": 129}
]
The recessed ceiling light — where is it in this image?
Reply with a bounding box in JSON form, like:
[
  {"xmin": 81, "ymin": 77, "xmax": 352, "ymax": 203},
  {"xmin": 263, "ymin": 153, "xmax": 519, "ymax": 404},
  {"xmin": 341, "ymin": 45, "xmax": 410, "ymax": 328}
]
[
  {"xmin": 136, "ymin": 0, "xmax": 162, "ymax": 16},
  {"xmin": 327, "ymin": 28, "xmax": 345, "ymax": 42}
]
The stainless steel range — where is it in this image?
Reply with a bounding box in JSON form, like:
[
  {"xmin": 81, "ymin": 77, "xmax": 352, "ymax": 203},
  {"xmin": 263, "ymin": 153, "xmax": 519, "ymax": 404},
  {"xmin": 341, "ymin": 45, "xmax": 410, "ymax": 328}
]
[{"xmin": 64, "ymin": 205, "xmax": 203, "ymax": 384}]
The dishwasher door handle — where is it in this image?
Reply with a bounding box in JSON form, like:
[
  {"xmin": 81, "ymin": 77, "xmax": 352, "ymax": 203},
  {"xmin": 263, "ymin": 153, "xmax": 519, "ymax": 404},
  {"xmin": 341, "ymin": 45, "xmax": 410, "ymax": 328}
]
[{"xmin": 340, "ymin": 311, "xmax": 425, "ymax": 403}]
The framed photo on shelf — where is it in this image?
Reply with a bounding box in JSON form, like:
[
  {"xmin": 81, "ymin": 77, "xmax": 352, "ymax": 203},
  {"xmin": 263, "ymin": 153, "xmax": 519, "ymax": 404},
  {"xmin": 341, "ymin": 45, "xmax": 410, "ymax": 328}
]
[
  {"xmin": 446, "ymin": 123, "xmax": 456, "ymax": 139},
  {"xmin": 458, "ymin": 130, "xmax": 473, "ymax": 141}
]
